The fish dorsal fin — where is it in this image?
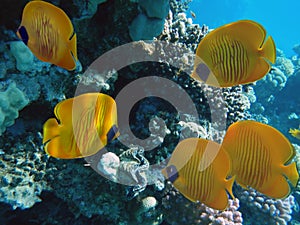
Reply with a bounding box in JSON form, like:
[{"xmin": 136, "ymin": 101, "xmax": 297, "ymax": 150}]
[{"xmin": 225, "ymin": 20, "xmax": 267, "ymax": 50}]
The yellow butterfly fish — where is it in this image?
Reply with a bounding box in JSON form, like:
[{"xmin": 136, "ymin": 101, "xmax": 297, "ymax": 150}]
[
  {"xmin": 192, "ymin": 20, "xmax": 276, "ymax": 87},
  {"xmin": 222, "ymin": 120, "xmax": 299, "ymax": 199},
  {"xmin": 289, "ymin": 126, "xmax": 300, "ymax": 140},
  {"xmin": 161, "ymin": 138, "xmax": 235, "ymax": 210},
  {"xmin": 43, "ymin": 93, "xmax": 119, "ymax": 159},
  {"xmin": 16, "ymin": 0, "xmax": 77, "ymax": 70}
]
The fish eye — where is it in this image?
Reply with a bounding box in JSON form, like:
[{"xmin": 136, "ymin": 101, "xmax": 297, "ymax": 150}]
[
  {"xmin": 18, "ymin": 26, "xmax": 29, "ymax": 45},
  {"xmin": 166, "ymin": 165, "xmax": 179, "ymax": 183},
  {"xmin": 196, "ymin": 63, "xmax": 210, "ymax": 82}
]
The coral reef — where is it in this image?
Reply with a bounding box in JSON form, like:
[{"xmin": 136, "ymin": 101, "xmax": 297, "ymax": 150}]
[
  {"xmin": 9, "ymin": 41, "xmax": 34, "ymax": 72},
  {"xmin": 139, "ymin": 0, "xmax": 169, "ymax": 19},
  {"xmin": 161, "ymin": 181, "xmax": 243, "ymax": 225},
  {"xmin": 236, "ymin": 186, "xmax": 297, "ymax": 225},
  {"xmin": 0, "ymin": 133, "xmax": 49, "ymax": 209},
  {"xmin": 0, "ymin": 82, "xmax": 28, "ymax": 135},
  {"xmin": 129, "ymin": 13, "xmax": 166, "ymax": 41},
  {"xmin": 1, "ymin": 0, "xmax": 298, "ymax": 224},
  {"xmin": 97, "ymin": 146, "xmax": 151, "ymax": 198},
  {"xmin": 129, "ymin": 0, "xmax": 169, "ymax": 41},
  {"xmin": 133, "ymin": 196, "xmax": 163, "ymax": 225}
]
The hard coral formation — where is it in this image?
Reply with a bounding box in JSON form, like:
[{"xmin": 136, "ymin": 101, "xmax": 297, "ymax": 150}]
[
  {"xmin": 0, "ymin": 134, "xmax": 49, "ymax": 209},
  {"xmin": 139, "ymin": 0, "xmax": 169, "ymax": 19},
  {"xmin": 72, "ymin": 0, "xmax": 107, "ymax": 18},
  {"xmin": 159, "ymin": 9, "xmax": 207, "ymax": 50},
  {"xmin": 162, "ymin": 181, "xmax": 243, "ymax": 225},
  {"xmin": 129, "ymin": 0, "xmax": 169, "ymax": 41},
  {"xmin": 10, "ymin": 41, "xmax": 34, "ymax": 72},
  {"xmin": 133, "ymin": 196, "xmax": 163, "ymax": 225},
  {"xmin": 1, "ymin": 0, "xmax": 296, "ymax": 224},
  {"xmin": 129, "ymin": 13, "xmax": 166, "ymax": 41},
  {"xmin": 0, "ymin": 82, "xmax": 28, "ymax": 135},
  {"xmin": 45, "ymin": 158, "xmax": 128, "ymax": 221},
  {"xmin": 97, "ymin": 146, "xmax": 151, "ymax": 198},
  {"xmin": 236, "ymin": 186, "xmax": 296, "ymax": 225},
  {"xmin": 1, "ymin": 35, "xmax": 77, "ymax": 104}
]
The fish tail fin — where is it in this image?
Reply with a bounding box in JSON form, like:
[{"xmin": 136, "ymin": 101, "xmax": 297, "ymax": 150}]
[
  {"xmin": 246, "ymin": 36, "xmax": 275, "ymax": 83},
  {"xmin": 225, "ymin": 176, "xmax": 235, "ymax": 199},
  {"xmin": 283, "ymin": 162, "xmax": 299, "ymax": 187},
  {"xmin": 261, "ymin": 36, "xmax": 276, "ymax": 64},
  {"xmin": 43, "ymin": 118, "xmax": 60, "ymax": 144}
]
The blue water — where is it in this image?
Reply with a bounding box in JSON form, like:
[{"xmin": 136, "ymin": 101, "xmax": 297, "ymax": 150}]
[{"xmin": 189, "ymin": 0, "xmax": 300, "ymax": 57}]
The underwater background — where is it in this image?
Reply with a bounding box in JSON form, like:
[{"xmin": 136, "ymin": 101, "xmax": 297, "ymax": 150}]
[
  {"xmin": 0, "ymin": 0, "xmax": 299, "ymax": 225},
  {"xmin": 189, "ymin": 0, "xmax": 300, "ymax": 57}
]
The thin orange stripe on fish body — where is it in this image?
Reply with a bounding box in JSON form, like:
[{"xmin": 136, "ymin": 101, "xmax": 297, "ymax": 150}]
[
  {"xmin": 222, "ymin": 120, "xmax": 299, "ymax": 199},
  {"xmin": 161, "ymin": 138, "xmax": 235, "ymax": 210},
  {"xmin": 208, "ymin": 34, "xmax": 248, "ymax": 85},
  {"xmin": 31, "ymin": 10, "xmax": 58, "ymax": 61}
]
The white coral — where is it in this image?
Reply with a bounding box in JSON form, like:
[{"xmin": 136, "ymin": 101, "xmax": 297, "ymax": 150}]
[{"xmin": 97, "ymin": 152, "xmax": 120, "ymax": 182}]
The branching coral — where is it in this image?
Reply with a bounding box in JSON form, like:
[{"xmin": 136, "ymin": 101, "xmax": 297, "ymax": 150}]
[{"xmin": 161, "ymin": 182, "xmax": 243, "ymax": 225}]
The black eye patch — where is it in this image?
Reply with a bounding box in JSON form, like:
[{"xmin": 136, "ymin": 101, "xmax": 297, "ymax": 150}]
[
  {"xmin": 106, "ymin": 124, "xmax": 118, "ymax": 143},
  {"xmin": 166, "ymin": 165, "xmax": 179, "ymax": 183},
  {"xmin": 18, "ymin": 26, "xmax": 29, "ymax": 45},
  {"xmin": 196, "ymin": 63, "xmax": 211, "ymax": 82}
]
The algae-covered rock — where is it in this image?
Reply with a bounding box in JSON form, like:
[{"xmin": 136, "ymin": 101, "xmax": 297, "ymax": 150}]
[
  {"xmin": 129, "ymin": 13, "xmax": 165, "ymax": 41},
  {"xmin": 10, "ymin": 41, "xmax": 34, "ymax": 72}
]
